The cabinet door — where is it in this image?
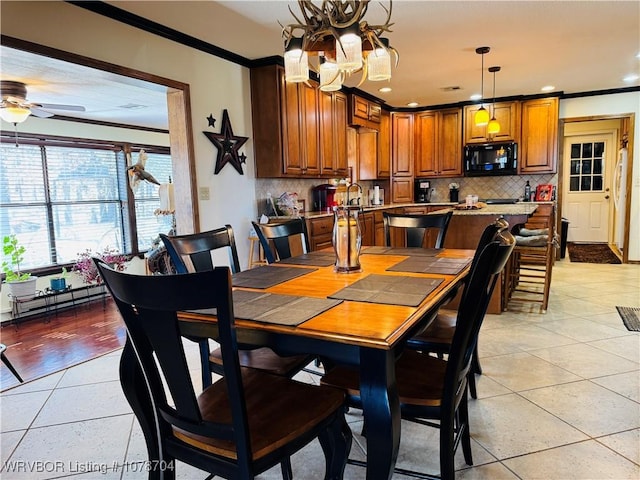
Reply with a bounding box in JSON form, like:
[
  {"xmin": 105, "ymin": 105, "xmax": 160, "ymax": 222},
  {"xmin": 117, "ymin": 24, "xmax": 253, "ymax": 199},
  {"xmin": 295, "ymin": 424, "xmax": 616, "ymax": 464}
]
[
  {"xmin": 360, "ymin": 212, "xmax": 375, "ymax": 246},
  {"xmin": 520, "ymin": 97, "xmax": 559, "ymax": 174},
  {"xmin": 414, "ymin": 111, "xmax": 437, "ymax": 177},
  {"xmin": 333, "ymin": 92, "xmax": 349, "ymax": 176},
  {"xmin": 438, "ymin": 108, "xmax": 463, "ymax": 177},
  {"xmin": 464, "ymin": 102, "xmax": 519, "ymax": 144},
  {"xmin": 377, "ymin": 110, "xmax": 391, "ymax": 178},
  {"xmin": 300, "ymin": 82, "xmax": 320, "ymax": 176},
  {"xmin": 392, "ymin": 112, "xmax": 414, "ymax": 176},
  {"xmin": 368, "ymin": 103, "xmax": 382, "ymax": 123},
  {"xmin": 282, "ymin": 80, "xmax": 304, "ymax": 175},
  {"xmin": 391, "ymin": 177, "xmax": 413, "ymax": 203},
  {"xmin": 319, "ymin": 90, "xmax": 335, "ymax": 175},
  {"xmin": 358, "ymin": 129, "xmax": 378, "ymax": 180}
]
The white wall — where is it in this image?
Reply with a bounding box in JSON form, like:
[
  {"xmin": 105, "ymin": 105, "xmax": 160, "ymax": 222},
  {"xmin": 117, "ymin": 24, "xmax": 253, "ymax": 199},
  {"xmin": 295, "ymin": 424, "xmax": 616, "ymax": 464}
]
[
  {"xmin": 560, "ymin": 92, "xmax": 640, "ymax": 260},
  {"xmin": 1, "ymin": 0, "xmax": 258, "ymax": 271}
]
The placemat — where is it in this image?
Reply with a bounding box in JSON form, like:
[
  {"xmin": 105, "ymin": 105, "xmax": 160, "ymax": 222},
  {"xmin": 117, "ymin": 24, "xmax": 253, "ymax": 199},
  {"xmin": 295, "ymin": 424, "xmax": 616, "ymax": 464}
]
[
  {"xmin": 198, "ymin": 290, "xmax": 342, "ymax": 326},
  {"xmin": 328, "ymin": 274, "xmax": 443, "ymax": 307},
  {"xmin": 387, "ymin": 256, "xmax": 471, "ymax": 275},
  {"xmin": 277, "ymin": 251, "xmax": 336, "ymax": 267},
  {"xmin": 232, "ymin": 265, "xmax": 317, "ymax": 289},
  {"xmin": 616, "ymin": 306, "xmax": 640, "ymax": 332},
  {"xmin": 362, "ymin": 246, "xmax": 442, "ymax": 256}
]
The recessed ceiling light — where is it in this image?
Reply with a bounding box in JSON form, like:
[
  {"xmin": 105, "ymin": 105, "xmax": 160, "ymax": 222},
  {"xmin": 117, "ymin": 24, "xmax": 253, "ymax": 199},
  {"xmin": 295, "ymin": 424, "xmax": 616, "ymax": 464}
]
[
  {"xmin": 636, "ymin": 52, "xmax": 640, "ymax": 59},
  {"xmin": 469, "ymin": 94, "xmax": 482, "ymax": 101},
  {"xmin": 407, "ymin": 102, "xmax": 419, "ymax": 108},
  {"xmin": 379, "ymin": 87, "xmax": 392, "ymax": 93},
  {"xmin": 541, "ymin": 85, "xmax": 555, "ymax": 92},
  {"xmin": 623, "ymin": 74, "xmax": 639, "ymax": 83}
]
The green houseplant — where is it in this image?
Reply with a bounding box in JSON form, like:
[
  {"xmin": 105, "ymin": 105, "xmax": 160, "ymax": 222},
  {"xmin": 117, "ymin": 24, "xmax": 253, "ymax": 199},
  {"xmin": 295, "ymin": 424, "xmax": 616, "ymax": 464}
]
[{"xmin": 2, "ymin": 234, "xmax": 38, "ymax": 299}]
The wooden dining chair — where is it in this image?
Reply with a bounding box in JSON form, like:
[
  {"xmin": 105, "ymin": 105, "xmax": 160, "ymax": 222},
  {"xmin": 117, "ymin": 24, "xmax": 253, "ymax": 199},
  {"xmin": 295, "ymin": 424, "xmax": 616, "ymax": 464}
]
[
  {"xmin": 0, "ymin": 343, "xmax": 24, "ymax": 383},
  {"xmin": 383, "ymin": 210, "xmax": 453, "ymax": 248},
  {"xmin": 406, "ymin": 217, "xmax": 510, "ymax": 398},
  {"xmin": 160, "ymin": 226, "xmax": 314, "ymax": 388},
  {"xmin": 252, "ymin": 218, "xmax": 310, "ymax": 264},
  {"xmin": 95, "ymin": 260, "xmax": 352, "ymax": 480},
  {"xmin": 320, "ymin": 229, "xmax": 515, "ymax": 480}
]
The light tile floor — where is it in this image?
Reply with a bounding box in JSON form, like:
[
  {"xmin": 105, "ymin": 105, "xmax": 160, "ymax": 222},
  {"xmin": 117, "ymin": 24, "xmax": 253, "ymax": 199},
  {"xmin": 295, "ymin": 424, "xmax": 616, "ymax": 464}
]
[{"xmin": 1, "ymin": 259, "xmax": 638, "ymax": 479}]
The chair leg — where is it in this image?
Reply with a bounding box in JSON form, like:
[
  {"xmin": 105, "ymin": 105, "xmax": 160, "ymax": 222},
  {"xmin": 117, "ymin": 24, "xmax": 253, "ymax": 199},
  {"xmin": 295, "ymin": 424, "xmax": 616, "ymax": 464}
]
[
  {"xmin": 459, "ymin": 392, "xmax": 473, "ymax": 466},
  {"xmin": 318, "ymin": 413, "xmax": 353, "ymax": 480},
  {"xmin": 440, "ymin": 412, "xmax": 456, "ymax": 480},
  {"xmin": 1, "ymin": 351, "xmax": 24, "ymax": 383},
  {"xmin": 280, "ymin": 457, "xmax": 293, "ymax": 480},
  {"xmin": 468, "ymin": 371, "xmax": 478, "ymax": 400}
]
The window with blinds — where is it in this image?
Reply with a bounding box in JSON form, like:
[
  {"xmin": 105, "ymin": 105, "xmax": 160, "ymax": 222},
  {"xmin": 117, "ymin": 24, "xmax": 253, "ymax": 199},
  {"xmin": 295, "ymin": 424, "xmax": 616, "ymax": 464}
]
[{"xmin": 0, "ymin": 139, "xmax": 171, "ymax": 271}]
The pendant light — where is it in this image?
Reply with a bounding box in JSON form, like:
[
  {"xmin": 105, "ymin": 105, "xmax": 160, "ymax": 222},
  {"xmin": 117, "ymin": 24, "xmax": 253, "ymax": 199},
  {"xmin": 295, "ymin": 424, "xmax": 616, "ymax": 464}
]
[
  {"xmin": 487, "ymin": 66, "xmax": 501, "ymax": 135},
  {"xmin": 474, "ymin": 46, "xmax": 490, "ymax": 127},
  {"xmin": 283, "ymin": 37, "xmax": 309, "ymax": 83}
]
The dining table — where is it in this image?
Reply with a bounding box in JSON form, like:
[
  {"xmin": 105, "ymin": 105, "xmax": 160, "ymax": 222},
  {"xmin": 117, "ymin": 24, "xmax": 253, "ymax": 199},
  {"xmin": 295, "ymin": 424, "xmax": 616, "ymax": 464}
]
[{"xmin": 170, "ymin": 246, "xmax": 475, "ymax": 480}]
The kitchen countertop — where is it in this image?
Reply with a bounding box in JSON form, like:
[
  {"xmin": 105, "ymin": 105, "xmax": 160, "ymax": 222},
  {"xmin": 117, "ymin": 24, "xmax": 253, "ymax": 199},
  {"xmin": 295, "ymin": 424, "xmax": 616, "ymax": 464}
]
[{"xmin": 296, "ymin": 201, "xmax": 548, "ymax": 220}]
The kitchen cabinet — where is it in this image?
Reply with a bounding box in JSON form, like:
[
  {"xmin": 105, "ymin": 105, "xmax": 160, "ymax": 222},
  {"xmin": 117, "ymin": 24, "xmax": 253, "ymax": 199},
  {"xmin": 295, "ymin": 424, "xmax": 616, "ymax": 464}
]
[
  {"xmin": 414, "ymin": 108, "xmax": 463, "ymax": 178},
  {"xmin": 349, "ymin": 94, "xmax": 382, "ymax": 129},
  {"xmin": 464, "ymin": 102, "xmax": 520, "ymax": 144},
  {"xmin": 320, "ymin": 90, "xmax": 348, "ymax": 176},
  {"xmin": 306, "ymin": 215, "xmax": 334, "ymax": 251},
  {"xmin": 358, "ymin": 129, "xmax": 378, "ymax": 180},
  {"xmin": 391, "ymin": 177, "xmax": 413, "ymax": 203},
  {"xmin": 360, "ymin": 212, "xmax": 375, "ymax": 246},
  {"xmin": 519, "ymin": 97, "xmax": 559, "ymax": 174},
  {"xmin": 251, "ymin": 64, "xmax": 348, "ymax": 178},
  {"xmin": 392, "ymin": 112, "xmax": 414, "ymax": 177},
  {"xmin": 377, "ymin": 109, "xmax": 391, "ymax": 178}
]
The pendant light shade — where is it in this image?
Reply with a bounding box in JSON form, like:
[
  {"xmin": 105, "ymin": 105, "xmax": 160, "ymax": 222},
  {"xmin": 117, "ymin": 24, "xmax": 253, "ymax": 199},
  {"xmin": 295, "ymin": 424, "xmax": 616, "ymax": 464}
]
[
  {"xmin": 284, "ymin": 37, "xmax": 309, "ymax": 83},
  {"xmin": 474, "ymin": 46, "xmax": 490, "ymax": 127},
  {"xmin": 487, "ymin": 65, "xmax": 501, "ymax": 135}
]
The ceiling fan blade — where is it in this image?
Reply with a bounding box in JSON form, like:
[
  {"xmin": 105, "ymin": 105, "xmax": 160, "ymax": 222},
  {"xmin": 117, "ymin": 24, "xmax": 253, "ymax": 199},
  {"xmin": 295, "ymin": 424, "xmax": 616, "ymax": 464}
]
[
  {"xmin": 28, "ymin": 107, "xmax": 54, "ymax": 118},
  {"xmin": 34, "ymin": 103, "xmax": 86, "ymax": 112}
]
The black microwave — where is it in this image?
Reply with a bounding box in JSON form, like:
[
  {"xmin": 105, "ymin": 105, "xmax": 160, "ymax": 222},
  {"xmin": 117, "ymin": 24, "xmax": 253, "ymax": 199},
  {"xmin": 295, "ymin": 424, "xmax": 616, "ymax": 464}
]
[{"xmin": 464, "ymin": 142, "xmax": 517, "ymax": 176}]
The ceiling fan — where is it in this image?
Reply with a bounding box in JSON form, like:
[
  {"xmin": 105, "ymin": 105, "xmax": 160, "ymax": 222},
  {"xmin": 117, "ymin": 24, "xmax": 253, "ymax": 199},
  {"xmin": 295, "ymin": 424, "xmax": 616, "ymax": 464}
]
[{"xmin": 0, "ymin": 80, "xmax": 86, "ymax": 123}]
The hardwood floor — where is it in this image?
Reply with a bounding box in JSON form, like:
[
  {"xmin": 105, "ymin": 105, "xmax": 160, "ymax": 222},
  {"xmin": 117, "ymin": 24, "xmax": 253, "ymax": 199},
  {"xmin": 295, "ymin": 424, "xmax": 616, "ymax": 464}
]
[{"xmin": 0, "ymin": 298, "xmax": 126, "ymax": 391}]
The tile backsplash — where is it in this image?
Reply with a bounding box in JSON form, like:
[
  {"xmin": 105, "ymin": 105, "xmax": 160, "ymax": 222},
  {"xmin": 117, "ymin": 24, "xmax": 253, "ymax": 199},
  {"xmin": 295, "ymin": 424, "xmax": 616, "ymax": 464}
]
[{"xmin": 255, "ymin": 173, "xmax": 557, "ymax": 214}]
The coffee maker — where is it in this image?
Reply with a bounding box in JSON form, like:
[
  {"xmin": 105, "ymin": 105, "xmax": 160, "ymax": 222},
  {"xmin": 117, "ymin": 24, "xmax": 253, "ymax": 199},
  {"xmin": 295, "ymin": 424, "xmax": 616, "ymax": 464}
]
[
  {"xmin": 414, "ymin": 179, "xmax": 432, "ymax": 203},
  {"xmin": 312, "ymin": 184, "xmax": 337, "ymax": 211}
]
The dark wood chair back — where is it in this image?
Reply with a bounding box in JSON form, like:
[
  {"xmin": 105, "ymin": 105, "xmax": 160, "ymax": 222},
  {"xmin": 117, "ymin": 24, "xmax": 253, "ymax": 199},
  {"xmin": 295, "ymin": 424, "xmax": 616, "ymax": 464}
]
[
  {"xmin": 160, "ymin": 225, "xmax": 240, "ymax": 274},
  {"xmin": 383, "ymin": 210, "xmax": 453, "ymax": 248},
  {"xmin": 251, "ymin": 218, "xmax": 310, "ymax": 263},
  {"xmin": 95, "ymin": 259, "xmax": 351, "ymax": 479}
]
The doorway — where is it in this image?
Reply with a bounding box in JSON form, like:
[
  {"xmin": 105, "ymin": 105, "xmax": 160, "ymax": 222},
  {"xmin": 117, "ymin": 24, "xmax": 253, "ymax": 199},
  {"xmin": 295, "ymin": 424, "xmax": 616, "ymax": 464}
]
[{"xmin": 562, "ymin": 132, "xmax": 615, "ymax": 243}]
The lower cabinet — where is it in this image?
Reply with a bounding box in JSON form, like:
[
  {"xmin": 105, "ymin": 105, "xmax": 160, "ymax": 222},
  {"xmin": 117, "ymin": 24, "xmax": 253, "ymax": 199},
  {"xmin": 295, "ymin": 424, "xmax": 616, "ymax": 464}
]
[{"xmin": 306, "ymin": 215, "xmax": 334, "ymax": 251}]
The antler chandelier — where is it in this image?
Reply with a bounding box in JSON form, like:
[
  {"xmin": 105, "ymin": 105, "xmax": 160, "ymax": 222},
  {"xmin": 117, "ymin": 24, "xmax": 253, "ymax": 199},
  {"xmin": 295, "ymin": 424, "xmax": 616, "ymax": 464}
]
[{"xmin": 281, "ymin": 0, "xmax": 398, "ymax": 91}]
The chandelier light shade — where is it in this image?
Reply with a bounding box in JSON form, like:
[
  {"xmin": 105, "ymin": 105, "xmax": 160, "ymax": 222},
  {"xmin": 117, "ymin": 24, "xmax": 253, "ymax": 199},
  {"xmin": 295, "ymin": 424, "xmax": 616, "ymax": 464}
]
[
  {"xmin": 0, "ymin": 106, "xmax": 31, "ymax": 124},
  {"xmin": 283, "ymin": 37, "xmax": 310, "ymax": 83},
  {"xmin": 487, "ymin": 65, "xmax": 501, "ymax": 135},
  {"xmin": 474, "ymin": 46, "xmax": 490, "ymax": 127},
  {"xmin": 367, "ymin": 39, "xmax": 392, "ymax": 81},
  {"xmin": 282, "ymin": 1, "xmax": 398, "ymax": 86},
  {"xmin": 319, "ymin": 59, "xmax": 343, "ymax": 91}
]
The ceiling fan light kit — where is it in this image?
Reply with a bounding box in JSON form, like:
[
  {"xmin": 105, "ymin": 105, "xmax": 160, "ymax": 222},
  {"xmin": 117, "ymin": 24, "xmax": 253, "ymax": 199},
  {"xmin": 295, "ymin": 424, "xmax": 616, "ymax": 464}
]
[
  {"xmin": 474, "ymin": 46, "xmax": 491, "ymax": 127},
  {"xmin": 281, "ymin": 0, "xmax": 398, "ymax": 90}
]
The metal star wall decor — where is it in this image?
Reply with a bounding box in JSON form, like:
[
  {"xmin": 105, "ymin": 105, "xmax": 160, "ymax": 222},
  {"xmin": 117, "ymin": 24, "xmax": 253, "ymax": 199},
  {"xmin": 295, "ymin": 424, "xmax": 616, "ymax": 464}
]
[{"xmin": 203, "ymin": 109, "xmax": 249, "ymax": 175}]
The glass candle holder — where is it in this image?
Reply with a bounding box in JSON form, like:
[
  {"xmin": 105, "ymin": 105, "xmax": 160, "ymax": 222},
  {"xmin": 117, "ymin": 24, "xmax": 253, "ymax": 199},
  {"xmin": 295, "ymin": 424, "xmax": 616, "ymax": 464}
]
[{"xmin": 332, "ymin": 205, "xmax": 362, "ymax": 273}]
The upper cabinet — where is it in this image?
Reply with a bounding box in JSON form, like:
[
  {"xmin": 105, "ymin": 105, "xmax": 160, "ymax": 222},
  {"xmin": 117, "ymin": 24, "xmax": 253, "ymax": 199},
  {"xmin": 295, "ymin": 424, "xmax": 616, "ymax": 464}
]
[
  {"xmin": 415, "ymin": 108, "xmax": 463, "ymax": 178},
  {"xmin": 519, "ymin": 97, "xmax": 559, "ymax": 174},
  {"xmin": 391, "ymin": 112, "xmax": 414, "ymax": 177},
  {"xmin": 250, "ymin": 65, "xmax": 347, "ymax": 178},
  {"xmin": 377, "ymin": 109, "xmax": 391, "ymax": 178},
  {"xmin": 464, "ymin": 101, "xmax": 520, "ymax": 144},
  {"xmin": 319, "ymin": 90, "xmax": 348, "ymax": 177},
  {"xmin": 349, "ymin": 94, "xmax": 382, "ymax": 129}
]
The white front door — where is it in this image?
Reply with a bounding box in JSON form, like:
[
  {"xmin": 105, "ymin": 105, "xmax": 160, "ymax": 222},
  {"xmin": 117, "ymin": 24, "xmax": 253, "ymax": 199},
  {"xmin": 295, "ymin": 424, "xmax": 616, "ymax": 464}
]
[{"xmin": 562, "ymin": 133, "xmax": 615, "ymax": 243}]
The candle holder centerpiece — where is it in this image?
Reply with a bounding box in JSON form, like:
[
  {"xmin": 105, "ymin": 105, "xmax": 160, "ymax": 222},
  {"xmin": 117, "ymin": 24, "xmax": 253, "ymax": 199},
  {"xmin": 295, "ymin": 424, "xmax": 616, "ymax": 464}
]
[{"xmin": 332, "ymin": 183, "xmax": 363, "ymax": 273}]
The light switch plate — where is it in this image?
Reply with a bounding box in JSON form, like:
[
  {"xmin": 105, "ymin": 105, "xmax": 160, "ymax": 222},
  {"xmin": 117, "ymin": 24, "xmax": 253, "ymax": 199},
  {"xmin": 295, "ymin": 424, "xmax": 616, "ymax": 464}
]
[{"xmin": 199, "ymin": 187, "xmax": 210, "ymax": 200}]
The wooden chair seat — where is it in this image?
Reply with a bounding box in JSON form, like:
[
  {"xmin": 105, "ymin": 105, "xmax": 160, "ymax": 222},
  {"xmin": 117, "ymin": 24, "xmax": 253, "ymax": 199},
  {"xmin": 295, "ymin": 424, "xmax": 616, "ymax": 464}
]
[
  {"xmin": 209, "ymin": 347, "xmax": 313, "ymax": 378},
  {"xmin": 173, "ymin": 368, "xmax": 346, "ymax": 460}
]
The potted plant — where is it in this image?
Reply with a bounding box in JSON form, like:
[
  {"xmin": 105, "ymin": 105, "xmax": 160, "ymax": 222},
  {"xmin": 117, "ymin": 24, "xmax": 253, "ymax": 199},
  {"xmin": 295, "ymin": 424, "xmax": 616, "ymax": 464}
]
[
  {"xmin": 49, "ymin": 267, "xmax": 69, "ymax": 292},
  {"xmin": 73, "ymin": 246, "xmax": 127, "ymax": 284},
  {"xmin": 2, "ymin": 234, "xmax": 38, "ymax": 299}
]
